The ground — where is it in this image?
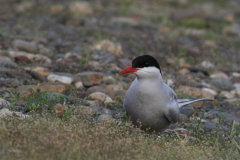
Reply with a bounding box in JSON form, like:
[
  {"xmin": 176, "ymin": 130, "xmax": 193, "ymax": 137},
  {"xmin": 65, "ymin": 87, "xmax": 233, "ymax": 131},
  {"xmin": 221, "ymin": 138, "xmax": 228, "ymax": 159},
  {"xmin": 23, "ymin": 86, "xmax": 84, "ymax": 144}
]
[{"xmin": 0, "ymin": 0, "xmax": 240, "ymax": 159}]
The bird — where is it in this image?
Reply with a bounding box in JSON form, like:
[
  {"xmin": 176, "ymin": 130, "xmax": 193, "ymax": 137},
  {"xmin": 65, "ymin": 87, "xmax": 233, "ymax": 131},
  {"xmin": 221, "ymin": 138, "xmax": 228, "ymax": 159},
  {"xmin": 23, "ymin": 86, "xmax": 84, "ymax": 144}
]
[{"xmin": 119, "ymin": 55, "xmax": 210, "ymax": 134}]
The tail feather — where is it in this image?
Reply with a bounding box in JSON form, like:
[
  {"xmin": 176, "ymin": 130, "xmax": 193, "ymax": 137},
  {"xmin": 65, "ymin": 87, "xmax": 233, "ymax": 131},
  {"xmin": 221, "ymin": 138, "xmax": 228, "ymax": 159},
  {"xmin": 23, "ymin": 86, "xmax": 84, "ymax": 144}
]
[{"xmin": 178, "ymin": 97, "xmax": 212, "ymax": 108}]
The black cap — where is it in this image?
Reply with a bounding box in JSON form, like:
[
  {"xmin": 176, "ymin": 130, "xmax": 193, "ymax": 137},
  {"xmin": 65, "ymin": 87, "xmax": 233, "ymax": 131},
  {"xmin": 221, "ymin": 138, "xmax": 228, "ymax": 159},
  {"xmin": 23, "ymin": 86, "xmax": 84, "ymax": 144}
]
[{"xmin": 132, "ymin": 55, "xmax": 161, "ymax": 73}]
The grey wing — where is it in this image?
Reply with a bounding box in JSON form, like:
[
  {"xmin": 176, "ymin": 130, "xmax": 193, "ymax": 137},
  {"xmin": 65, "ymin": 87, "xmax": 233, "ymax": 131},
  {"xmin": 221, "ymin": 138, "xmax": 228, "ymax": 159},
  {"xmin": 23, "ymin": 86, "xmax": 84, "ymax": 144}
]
[{"xmin": 165, "ymin": 96, "xmax": 180, "ymax": 124}]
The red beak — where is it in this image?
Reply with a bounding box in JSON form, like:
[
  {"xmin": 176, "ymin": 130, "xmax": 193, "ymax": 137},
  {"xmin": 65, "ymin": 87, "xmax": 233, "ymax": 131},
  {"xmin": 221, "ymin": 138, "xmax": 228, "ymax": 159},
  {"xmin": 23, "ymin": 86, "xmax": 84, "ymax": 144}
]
[{"xmin": 119, "ymin": 66, "xmax": 139, "ymax": 75}]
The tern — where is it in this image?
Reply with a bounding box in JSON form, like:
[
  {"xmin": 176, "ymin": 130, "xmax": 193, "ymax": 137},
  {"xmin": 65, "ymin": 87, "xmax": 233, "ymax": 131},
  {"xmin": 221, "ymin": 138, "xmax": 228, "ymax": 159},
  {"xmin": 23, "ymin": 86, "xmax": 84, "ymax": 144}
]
[{"xmin": 119, "ymin": 55, "xmax": 209, "ymax": 133}]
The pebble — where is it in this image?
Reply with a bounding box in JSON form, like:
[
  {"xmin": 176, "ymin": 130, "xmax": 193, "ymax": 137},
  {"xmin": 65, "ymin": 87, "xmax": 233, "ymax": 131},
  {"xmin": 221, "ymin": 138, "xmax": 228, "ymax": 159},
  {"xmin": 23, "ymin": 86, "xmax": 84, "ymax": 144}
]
[
  {"xmin": 178, "ymin": 68, "xmax": 190, "ymax": 75},
  {"xmin": 179, "ymin": 114, "xmax": 189, "ymax": 122},
  {"xmin": 176, "ymin": 86, "xmax": 215, "ymax": 100},
  {"xmin": 9, "ymin": 51, "xmax": 51, "ymax": 64},
  {"xmin": 40, "ymin": 85, "xmax": 67, "ymax": 94},
  {"xmin": 16, "ymin": 85, "xmax": 40, "ymax": 98},
  {"xmin": 0, "ymin": 108, "xmax": 28, "ymax": 119},
  {"xmin": 28, "ymin": 70, "xmax": 45, "ymax": 82},
  {"xmin": 118, "ymin": 58, "xmax": 132, "ymax": 69},
  {"xmin": 209, "ymin": 79, "xmax": 234, "ymax": 91},
  {"xmin": 106, "ymin": 84, "xmax": 124, "ymax": 91},
  {"xmin": 87, "ymin": 92, "xmax": 113, "ymax": 104},
  {"xmin": 74, "ymin": 72, "xmax": 103, "ymax": 87},
  {"xmin": 201, "ymin": 61, "xmax": 215, "ymax": 69},
  {"xmin": 47, "ymin": 74, "xmax": 73, "ymax": 84},
  {"xmin": 210, "ymin": 71, "xmax": 229, "ymax": 79},
  {"xmin": 92, "ymin": 40, "xmax": 122, "ymax": 58},
  {"xmin": 220, "ymin": 91, "xmax": 235, "ymax": 99},
  {"xmin": 13, "ymin": 39, "xmax": 38, "ymax": 53},
  {"xmin": 74, "ymin": 105, "xmax": 93, "ymax": 115},
  {"xmin": 97, "ymin": 114, "xmax": 112, "ymax": 122},
  {"xmin": 0, "ymin": 60, "xmax": 18, "ymax": 69},
  {"xmin": 180, "ymin": 107, "xmax": 195, "ymax": 117},
  {"xmin": 86, "ymin": 86, "xmax": 106, "ymax": 96},
  {"xmin": 74, "ymin": 81, "xmax": 84, "ymax": 89},
  {"xmin": 53, "ymin": 103, "xmax": 64, "ymax": 115},
  {"xmin": 24, "ymin": 66, "xmax": 51, "ymax": 77},
  {"xmin": 224, "ymin": 24, "xmax": 240, "ymax": 36},
  {"xmin": 69, "ymin": 1, "xmax": 93, "ymax": 16},
  {"xmin": 0, "ymin": 98, "xmax": 10, "ymax": 107}
]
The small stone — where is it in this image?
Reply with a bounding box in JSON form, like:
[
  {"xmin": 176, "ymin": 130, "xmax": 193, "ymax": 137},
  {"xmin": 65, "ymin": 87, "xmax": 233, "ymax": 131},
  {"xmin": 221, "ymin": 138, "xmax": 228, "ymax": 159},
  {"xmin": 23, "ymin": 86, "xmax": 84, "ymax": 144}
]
[
  {"xmin": 101, "ymin": 108, "xmax": 112, "ymax": 115},
  {"xmin": 105, "ymin": 90, "xmax": 127, "ymax": 102},
  {"xmin": 106, "ymin": 84, "xmax": 123, "ymax": 91},
  {"xmin": 177, "ymin": 86, "xmax": 215, "ymax": 100},
  {"xmin": 53, "ymin": 103, "xmax": 64, "ymax": 115},
  {"xmin": 179, "ymin": 58, "xmax": 191, "ymax": 68},
  {"xmin": 74, "ymin": 106, "xmax": 93, "ymax": 115},
  {"xmin": 0, "ymin": 108, "xmax": 13, "ymax": 118},
  {"xmin": 0, "ymin": 56, "xmax": 12, "ymax": 61},
  {"xmin": 87, "ymin": 61, "xmax": 101, "ymax": 70},
  {"xmin": 203, "ymin": 40, "xmax": 217, "ymax": 49},
  {"xmin": 167, "ymin": 79, "xmax": 174, "ymax": 87},
  {"xmin": 233, "ymin": 72, "xmax": 240, "ymax": 77},
  {"xmin": 0, "ymin": 60, "xmax": 18, "ymax": 69},
  {"xmin": 14, "ymin": 55, "xmax": 32, "ymax": 63},
  {"xmin": 180, "ymin": 114, "xmax": 189, "ymax": 122},
  {"xmin": 28, "ymin": 70, "xmax": 45, "ymax": 82},
  {"xmin": 184, "ymin": 29, "xmax": 206, "ymax": 36},
  {"xmin": 69, "ymin": 1, "xmax": 93, "ymax": 16},
  {"xmin": 16, "ymin": 85, "xmax": 40, "ymax": 98},
  {"xmin": 0, "ymin": 98, "xmax": 10, "ymax": 107},
  {"xmin": 74, "ymin": 72, "xmax": 103, "ymax": 87},
  {"xmin": 201, "ymin": 88, "xmax": 218, "ymax": 96},
  {"xmin": 201, "ymin": 61, "xmax": 215, "ymax": 69},
  {"xmin": 110, "ymin": 17, "xmax": 138, "ymax": 25},
  {"xmin": 220, "ymin": 91, "xmax": 235, "ymax": 99},
  {"xmin": 40, "ymin": 85, "xmax": 67, "ymax": 94},
  {"xmin": 47, "ymin": 74, "xmax": 73, "ymax": 84},
  {"xmin": 97, "ymin": 114, "xmax": 112, "ymax": 122},
  {"xmin": 178, "ymin": 68, "xmax": 190, "ymax": 75},
  {"xmin": 192, "ymin": 101, "xmax": 203, "ymax": 109},
  {"xmin": 224, "ymin": 98, "xmax": 240, "ymax": 105},
  {"xmin": 210, "ymin": 71, "xmax": 229, "ymax": 79},
  {"xmin": 92, "ymin": 40, "xmax": 122, "ymax": 58},
  {"xmin": 13, "ymin": 39, "xmax": 38, "ymax": 53},
  {"xmin": 87, "ymin": 92, "xmax": 113, "ymax": 104},
  {"xmin": 209, "ymin": 79, "xmax": 233, "ymax": 91},
  {"xmin": 118, "ymin": 58, "xmax": 132, "ymax": 69},
  {"xmin": 24, "ymin": 66, "xmax": 51, "ymax": 77},
  {"xmin": 224, "ymin": 24, "xmax": 240, "ymax": 36},
  {"xmin": 180, "ymin": 107, "xmax": 195, "ymax": 117},
  {"xmin": 10, "ymin": 51, "xmax": 51, "ymax": 64},
  {"xmin": 75, "ymin": 81, "xmax": 84, "ymax": 89},
  {"xmin": 166, "ymin": 57, "xmax": 177, "ymax": 66},
  {"xmin": 204, "ymin": 122, "xmax": 217, "ymax": 130},
  {"xmin": 86, "ymin": 86, "xmax": 106, "ymax": 96}
]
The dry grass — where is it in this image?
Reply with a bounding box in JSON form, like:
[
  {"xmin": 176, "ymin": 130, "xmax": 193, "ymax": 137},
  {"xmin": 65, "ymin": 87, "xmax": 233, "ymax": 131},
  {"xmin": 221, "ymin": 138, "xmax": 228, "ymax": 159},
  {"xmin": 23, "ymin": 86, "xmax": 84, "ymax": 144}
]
[{"xmin": 0, "ymin": 114, "xmax": 239, "ymax": 160}]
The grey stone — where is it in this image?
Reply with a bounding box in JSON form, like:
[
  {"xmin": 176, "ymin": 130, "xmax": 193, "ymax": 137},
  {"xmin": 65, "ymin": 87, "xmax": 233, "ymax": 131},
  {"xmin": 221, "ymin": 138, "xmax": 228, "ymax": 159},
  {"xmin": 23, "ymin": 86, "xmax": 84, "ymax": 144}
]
[
  {"xmin": 209, "ymin": 79, "xmax": 234, "ymax": 91},
  {"xmin": 97, "ymin": 114, "xmax": 112, "ymax": 122},
  {"xmin": 180, "ymin": 107, "xmax": 195, "ymax": 117},
  {"xmin": 13, "ymin": 39, "xmax": 38, "ymax": 53},
  {"xmin": 28, "ymin": 70, "xmax": 45, "ymax": 82}
]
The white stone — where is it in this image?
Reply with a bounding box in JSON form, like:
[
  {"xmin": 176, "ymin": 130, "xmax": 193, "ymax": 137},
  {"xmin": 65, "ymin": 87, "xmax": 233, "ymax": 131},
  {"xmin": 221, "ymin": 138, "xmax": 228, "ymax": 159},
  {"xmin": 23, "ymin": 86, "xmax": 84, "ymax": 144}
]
[
  {"xmin": 201, "ymin": 61, "xmax": 215, "ymax": 69},
  {"xmin": 87, "ymin": 92, "xmax": 113, "ymax": 104},
  {"xmin": 210, "ymin": 71, "xmax": 229, "ymax": 79},
  {"xmin": 233, "ymin": 72, "xmax": 240, "ymax": 77},
  {"xmin": 167, "ymin": 79, "xmax": 174, "ymax": 86},
  {"xmin": 47, "ymin": 74, "xmax": 73, "ymax": 84},
  {"xmin": 201, "ymin": 88, "xmax": 218, "ymax": 96},
  {"xmin": 0, "ymin": 98, "xmax": 10, "ymax": 106},
  {"xmin": 220, "ymin": 91, "xmax": 235, "ymax": 99},
  {"xmin": 235, "ymin": 84, "xmax": 240, "ymax": 95},
  {"xmin": 75, "ymin": 81, "xmax": 84, "ymax": 89}
]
